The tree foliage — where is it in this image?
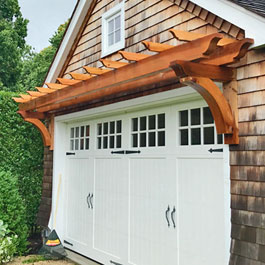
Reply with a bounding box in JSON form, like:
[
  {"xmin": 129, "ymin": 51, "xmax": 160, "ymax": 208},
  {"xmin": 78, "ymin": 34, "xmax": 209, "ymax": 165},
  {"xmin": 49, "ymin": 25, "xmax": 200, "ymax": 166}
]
[
  {"xmin": 18, "ymin": 20, "xmax": 69, "ymax": 92},
  {"xmin": 0, "ymin": 0, "xmax": 28, "ymax": 90},
  {"xmin": 0, "ymin": 91, "xmax": 44, "ymax": 230}
]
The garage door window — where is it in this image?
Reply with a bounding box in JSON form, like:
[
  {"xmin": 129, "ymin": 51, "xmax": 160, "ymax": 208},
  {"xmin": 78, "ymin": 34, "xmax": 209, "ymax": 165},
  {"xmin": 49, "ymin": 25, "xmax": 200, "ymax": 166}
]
[
  {"xmin": 179, "ymin": 107, "xmax": 223, "ymax": 146},
  {"xmin": 70, "ymin": 125, "xmax": 90, "ymax": 151},
  {"xmin": 97, "ymin": 120, "xmax": 122, "ymax": 149},
  {"xmin": 131, "ymin": 113, "xmax": 165, "ymax": 147}
]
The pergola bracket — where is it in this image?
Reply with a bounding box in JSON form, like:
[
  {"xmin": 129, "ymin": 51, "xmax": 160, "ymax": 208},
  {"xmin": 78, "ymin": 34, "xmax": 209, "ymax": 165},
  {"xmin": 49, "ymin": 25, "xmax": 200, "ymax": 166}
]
[
  {"xmin": 179, "ymin": 76, "xmax": 239, "ymax": 144},
  {"xmin": 18, "ymin": 111, "xmax": 51, "ymax": 147}
]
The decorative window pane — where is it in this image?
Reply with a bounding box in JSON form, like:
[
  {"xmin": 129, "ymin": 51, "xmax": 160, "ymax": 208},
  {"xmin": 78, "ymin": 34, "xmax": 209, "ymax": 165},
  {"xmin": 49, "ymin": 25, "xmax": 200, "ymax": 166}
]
[
  {"xmin": 115, "ymin": 15, "xmax": 121, "ymax": 29},
  {"xmin": 191, "ymin": 108, "xmax": 200, "ymax": 125},
  {"xmin": 108, "ymin": 19, "xmax": 114, "ymax": 32},
  {"xmin": 81, "ymin": 126, "xmax": 85, "ymax": 137},
  {"xmin": 140, "ymin": 116, "xmax": 147, "ymax": 131},
  {"xmin": 97, "ymin": 120, "xmax": 122, "ymax": 149},
  {"xmin": 191, "ymin": 128, "xmax": 201, "ymax": 145},
  {"xmin": 131, "ymin": 113, "xmax": 165, "ymax": 148},
  {"xmin": 179, "ymin": 107, "xmax": 222, "ymax": 146},
  {"xmin": 70, "ymin": 125, "xmax": 90, "ymax": 151},
  {"xmin": 204, "ymin": 127, "xmax": 214, "ymax": 145},
  {"xmin": 180, "ymin": 129, "xmax": 188, "ymax": 146},
  {"xmin": 203, "ymin": 107, "xmax": 214, "ymax": 124},
  {"xmin": 149, "ymin": 115, "xmax": 156, "ymax": 130},
  {"xmin": 140, "ymin": 133, "xmax": 146, "ymax": 147},
  {"xmin": 180, "ymin": 110, "xmax": 188, "ymax": 127},
  {"xmin": 158, "ymin": 114, "xmax": 165, "ymax": 129}
]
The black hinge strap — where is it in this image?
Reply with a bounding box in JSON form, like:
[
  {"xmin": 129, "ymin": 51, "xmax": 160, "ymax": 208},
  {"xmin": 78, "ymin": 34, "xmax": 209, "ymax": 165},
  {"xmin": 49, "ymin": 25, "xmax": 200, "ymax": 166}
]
[
  {"xmin": 208, "ymin": 148, "xmax": 223, "ymax": 153},
  {"xmin": 111, "ymin": 150, "xmax": 125, "ymax": 154},
  {"xmin": 64, "ymin": 240, "xmax": 73, "ymax": 246},
  {"xmin": 125, "ymin": 150, "xmax": 141, "ymax": 154},
  {"xmin": 110, "ymin": 261, "xmax": 123, "ymax": 265}
]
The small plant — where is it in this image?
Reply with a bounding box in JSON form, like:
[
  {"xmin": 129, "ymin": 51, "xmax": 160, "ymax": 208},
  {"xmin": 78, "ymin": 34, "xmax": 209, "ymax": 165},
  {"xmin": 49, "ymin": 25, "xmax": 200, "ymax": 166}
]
[
  {"xmin": 22, "ymin": 255, "xmax": 47, "ymax": 264},
  {"xmin": 0, "ymin": 171, "xmax": 28, "ymax": 253},
  {"xmin": 0, "ymin": 220, "xmax": 18, "ymax": 264}
]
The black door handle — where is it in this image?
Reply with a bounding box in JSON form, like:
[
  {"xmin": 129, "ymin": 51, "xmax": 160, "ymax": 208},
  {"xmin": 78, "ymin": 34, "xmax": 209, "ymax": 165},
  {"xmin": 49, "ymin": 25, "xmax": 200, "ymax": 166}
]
[
  {"xmin": 165, "ymin": 205, "xmax": 170, "ymax": 227},
  {"xmin": 86, "ymin": 194, "xmax": 90, "ymax": 209},
  {"xmin": 90, "ymin": 193, "xmax": 93, "ymax": 209},
  {"xmin": 171, "ymin": 206, "xmax": 176, "ymax": 229}
]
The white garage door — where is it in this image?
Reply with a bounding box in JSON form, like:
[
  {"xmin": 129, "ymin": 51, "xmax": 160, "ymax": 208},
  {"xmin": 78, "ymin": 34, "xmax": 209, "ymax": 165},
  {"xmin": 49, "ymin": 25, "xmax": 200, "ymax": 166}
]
[{"xmin": 62, "ymin": 99, "xmax": 230, "ymax": 265}]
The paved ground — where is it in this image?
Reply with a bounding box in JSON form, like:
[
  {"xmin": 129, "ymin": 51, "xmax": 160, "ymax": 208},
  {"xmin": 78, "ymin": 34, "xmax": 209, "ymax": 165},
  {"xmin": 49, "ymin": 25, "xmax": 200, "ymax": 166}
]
[{"xmin": 8, "ymin": 255, "xmax": 77, "ymax": 265}]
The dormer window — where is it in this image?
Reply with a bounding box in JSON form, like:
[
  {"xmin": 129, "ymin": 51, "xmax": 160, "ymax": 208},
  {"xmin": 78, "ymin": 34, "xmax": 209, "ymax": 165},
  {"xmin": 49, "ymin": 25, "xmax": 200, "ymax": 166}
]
[{"xmin": 101, "ymin": 1, "xmax": 125, "ymax": 57}]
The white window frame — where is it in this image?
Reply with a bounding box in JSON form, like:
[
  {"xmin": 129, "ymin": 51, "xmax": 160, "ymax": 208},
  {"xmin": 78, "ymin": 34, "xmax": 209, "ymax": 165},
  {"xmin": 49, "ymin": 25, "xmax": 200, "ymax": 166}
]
[{"xmin": 101, "ymin": 1, "xmax": 125, "ymax": 58}]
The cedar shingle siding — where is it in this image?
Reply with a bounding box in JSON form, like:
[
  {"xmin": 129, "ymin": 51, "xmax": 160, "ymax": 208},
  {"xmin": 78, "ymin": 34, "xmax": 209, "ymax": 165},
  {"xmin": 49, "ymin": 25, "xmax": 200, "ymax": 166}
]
[{"xmin": 229, "ymin": 49, "xmax": 265, "ymax": 265}]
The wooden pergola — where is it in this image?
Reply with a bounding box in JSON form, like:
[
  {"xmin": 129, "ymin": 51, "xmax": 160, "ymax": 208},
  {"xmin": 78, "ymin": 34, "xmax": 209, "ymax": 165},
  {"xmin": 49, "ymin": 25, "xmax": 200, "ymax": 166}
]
[{"xmin": 13, "ymin": 30, "xmax": 253, "ymax": 148}]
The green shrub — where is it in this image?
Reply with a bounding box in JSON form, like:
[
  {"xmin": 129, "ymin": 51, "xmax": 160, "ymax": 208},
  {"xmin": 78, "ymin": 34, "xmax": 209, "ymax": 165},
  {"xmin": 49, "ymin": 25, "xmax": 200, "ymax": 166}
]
[
  {"xmin": 0, "ymin": 220, "xmax": 18, "ymax": 264},
  {"xmin": 0, "ymin": 91, "xmax": 43, "ymax": 229},
  {"xmin": 0, "ymin": 171, "xmax": 28, "ymax": 253}
]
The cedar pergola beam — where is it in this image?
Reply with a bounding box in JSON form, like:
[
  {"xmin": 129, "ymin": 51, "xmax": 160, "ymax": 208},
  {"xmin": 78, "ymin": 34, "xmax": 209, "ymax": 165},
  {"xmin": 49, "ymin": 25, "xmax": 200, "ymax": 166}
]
[
  {"xmin": 18, "ymin": 110, "xmax": 46, "ymax": 120},
  {"xmin": 27, "ymin": 91, "xmax": 47, "ymax": 97},
  {"xmin": 170, "ymin": 29, "xmax": 236, "ymax": 46},
  {"xmin": 46, "ymin": 83, "xmax": 67, "ymax": 90},
  {"xmin": 83, "ymin": 66, "xmax": 111, "ymax": 75},
  {"xmin": 70, "ymin": 72, "xmax": 93, "ymax": 80},
  {"xmin": 170, "ymin": 60, "xmax": 235, "ymax": 81},
  {"xmin": 142, "ymin": 41, "xmax": 174, "ymax": 52},
  {"xmin": 100, "ymin": 59, "xmax": 129, "ymax": 68},
  {"xmin": 119, "ymin": 51, "xmax": 151, "ymax": 61},
  {"xmin": 36, "ymin": 87, "xmax": 56, "ymax": 94},
  {"xmin": 19, "ymin": 33, "xmax": 224, "ymax": 112},
  {"xmin": 57, "ymin": 78, "xmax": 82, "ymax": 85}
]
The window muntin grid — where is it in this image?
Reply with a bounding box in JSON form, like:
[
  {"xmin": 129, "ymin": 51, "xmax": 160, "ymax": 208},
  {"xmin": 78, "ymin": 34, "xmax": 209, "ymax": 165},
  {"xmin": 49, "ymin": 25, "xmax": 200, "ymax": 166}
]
[
  {"xmin": 70, "ymin": 125, "xmax": 90, "ymax": 151},
  {"xmin": 107, "ymin": 14, "xmax": 121, "ymax": 47},
  {"xmin": 179, "ymin": 107, "xmax": 223, "ymax": 146},
  {"xmin": 97, "ymin": 120, "xmax": 122, "ymax": 149},
  {"xmin": 131, "ymin": 113, "xmax": 166, "ymax": 148}
]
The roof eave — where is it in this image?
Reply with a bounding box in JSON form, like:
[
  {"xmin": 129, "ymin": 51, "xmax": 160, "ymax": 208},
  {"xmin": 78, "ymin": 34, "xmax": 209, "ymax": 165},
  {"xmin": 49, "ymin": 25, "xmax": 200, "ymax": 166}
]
[{"xmin": 192, "ymin": 0, "xmax": 265, "ymax": 47}]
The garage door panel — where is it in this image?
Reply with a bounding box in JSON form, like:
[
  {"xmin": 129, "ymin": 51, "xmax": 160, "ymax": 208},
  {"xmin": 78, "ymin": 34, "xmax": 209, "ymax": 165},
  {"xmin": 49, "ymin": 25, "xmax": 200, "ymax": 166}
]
[
  {"xmin": 94, "ymin": 158, "xmax": 128, "ymax": 262},
  {"xmin": 129, "ymin": 157, "xmax": 178, "ymax": 265},
  {"xmin": 178, "ymin": 158, "xmax": 226, "ymax": 265},
  {"xmin": 65, "ymin": 158, "xmax": 91, "ymax": 247}
]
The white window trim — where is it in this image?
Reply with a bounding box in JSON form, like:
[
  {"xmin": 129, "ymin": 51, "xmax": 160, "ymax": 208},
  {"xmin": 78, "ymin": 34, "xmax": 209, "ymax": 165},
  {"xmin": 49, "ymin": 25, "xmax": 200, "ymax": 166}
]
[{"xmin": 101, "ymin": 1, "xmax": 125, "ymax": 58}]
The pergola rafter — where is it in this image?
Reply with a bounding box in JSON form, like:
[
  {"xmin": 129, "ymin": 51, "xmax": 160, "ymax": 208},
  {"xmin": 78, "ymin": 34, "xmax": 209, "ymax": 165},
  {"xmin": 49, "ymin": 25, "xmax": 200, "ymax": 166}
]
[{"xmin": 13, "ymin": 30, "xmax": 254, "ymax": 146}]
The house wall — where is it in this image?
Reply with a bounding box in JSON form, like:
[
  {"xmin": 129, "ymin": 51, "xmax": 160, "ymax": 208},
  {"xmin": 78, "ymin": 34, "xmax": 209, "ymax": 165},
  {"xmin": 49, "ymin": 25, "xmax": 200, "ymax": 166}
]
[
  {"xmin": 38, "ymin": 0, "xmax": 265, "ymax": 264},
  {"xmin": 61, "ymin": 0, "xmax": 244, "ymax": 77},
  {"xmin": 229, "ymin": 49, "xmax": 265, "ymax": 265},
  {"xmin": 37, "ymin": 147, "xmax": 53, "ymax": 227}
]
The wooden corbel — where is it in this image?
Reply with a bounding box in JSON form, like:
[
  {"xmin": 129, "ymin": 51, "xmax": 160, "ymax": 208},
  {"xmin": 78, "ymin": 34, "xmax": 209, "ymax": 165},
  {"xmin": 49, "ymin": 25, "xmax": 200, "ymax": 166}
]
[
  {"xmin": 179, "ymin": 77, "xmax": 239, "ymax": 144},
  {"xmin": 18, "ymin": 111, "xmax": 51, "ymax": 147}
]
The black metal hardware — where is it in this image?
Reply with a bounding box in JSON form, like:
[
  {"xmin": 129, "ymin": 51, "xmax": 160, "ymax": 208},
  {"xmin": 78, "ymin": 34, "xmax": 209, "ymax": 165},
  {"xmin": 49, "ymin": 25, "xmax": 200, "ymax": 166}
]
[
  {"xmin": 111, "ymin": 150, "xmax": 125, "ymax": 154},
  {"xmin": 125, "ymin": 150, "xmax": 141, "ymax": 154},
  {"xmin": 208, "ymin": 148, "xmax": 223, "ymax": 153},
  {"xmin": 64, "ymin": 240, "xmax": 73, "ymax": 246},
  {"xmin": 171, "ymin": 206, "xmax": 176, "ymax": 229},
  {"xmin": 165, "ymin": 205, "xmax": 170, "ymax": 227},
  {"xmin": 90, "ymin": 193, "xmax": 93, "ymax": 209},
  {"xmin": 111, "ymin": 150, "xmax": 141, "ymax": 155},
  {"xmin": 110, "ymin": 260, "xmax": 123, "ymax": 265},
  {"xmin": 66, "ymin": 152, "xmax": 75, "ymax": 156},
  {"xmin": 86, "ymin": 194, "xmax": 90, "ymax": 209}
]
